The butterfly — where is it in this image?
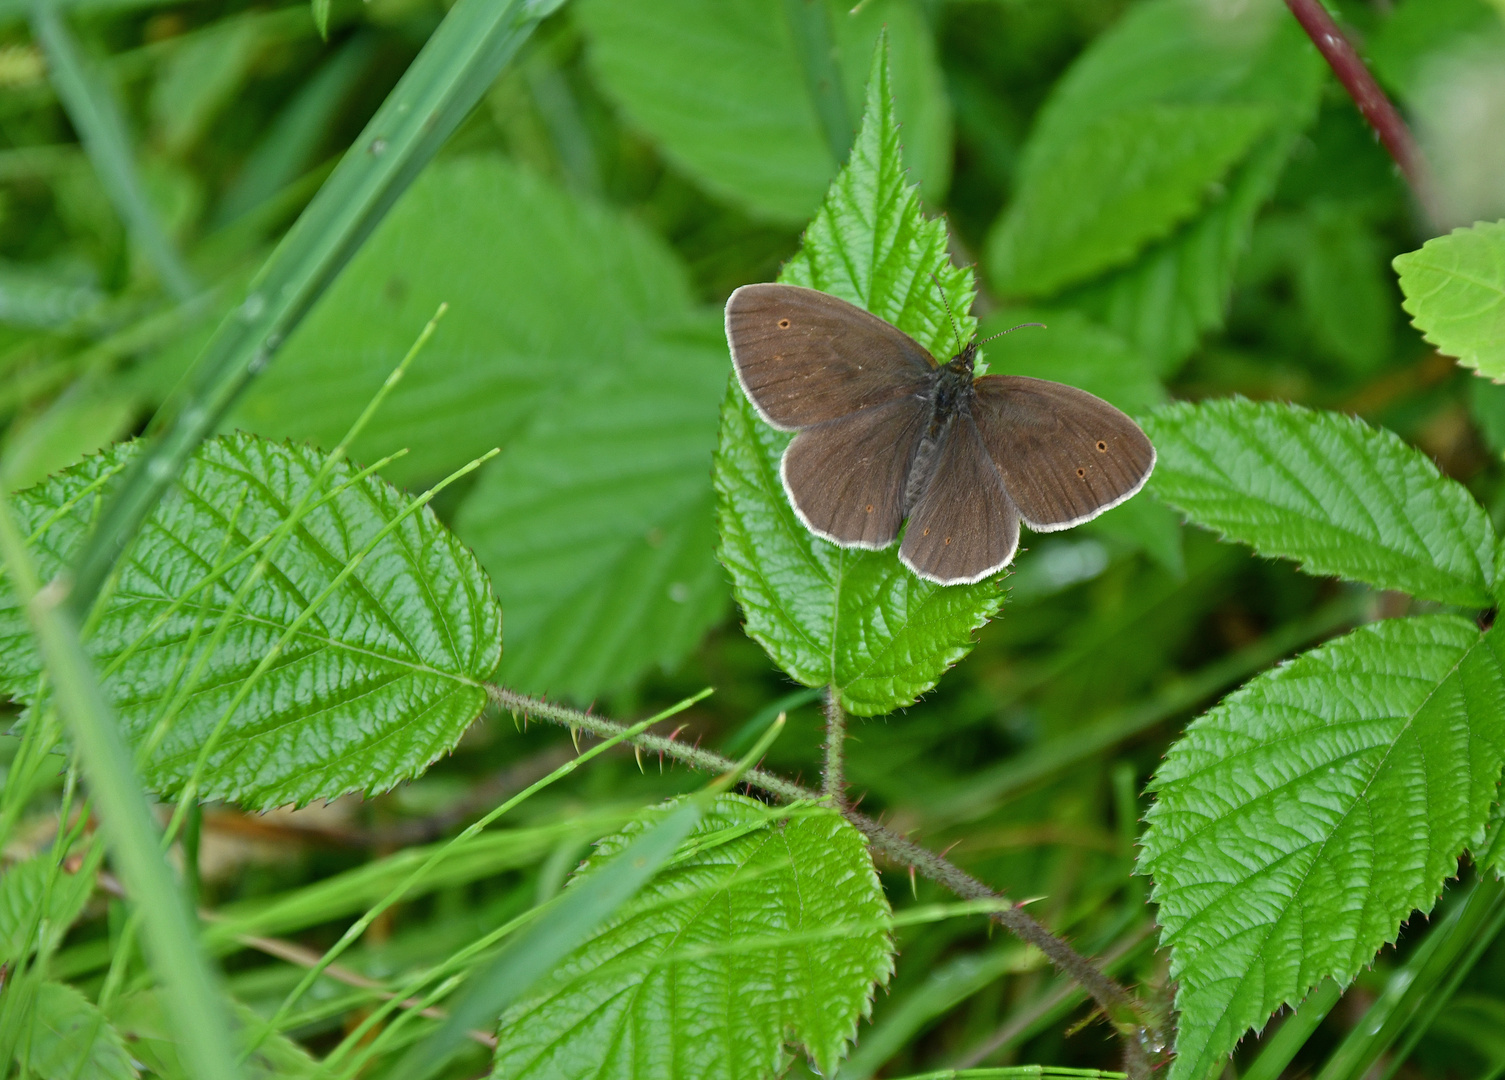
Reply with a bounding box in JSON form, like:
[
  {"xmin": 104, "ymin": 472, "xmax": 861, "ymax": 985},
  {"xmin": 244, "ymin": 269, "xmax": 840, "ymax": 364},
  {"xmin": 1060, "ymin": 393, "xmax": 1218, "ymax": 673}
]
[{"xmin": 725, "ymin": 283, "xmax": 1156, "ymax": 585}]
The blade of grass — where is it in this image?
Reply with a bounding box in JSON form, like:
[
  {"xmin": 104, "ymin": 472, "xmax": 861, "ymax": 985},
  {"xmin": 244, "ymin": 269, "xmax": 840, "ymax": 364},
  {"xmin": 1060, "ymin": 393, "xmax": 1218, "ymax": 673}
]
[
  {"xmin": 31, "ymin": 3, "xmax": 197, "ymax": 301},
  {"xmin": 66, "ymin": 0, "xmax": 549, "ymax": 612},
  {"xmin": 389, "ymin": 714, "xmax": 789, "ymax": 1080},
  {"xmin": 249, "ymin": 688, "xmax": 713, "ymax": 1056},
  {"xmin": 924, "ymin": 593, "xmax": 1366, "ymax": 826},
  {"xmin": 0, "ymin": 497, "xmax": 241, "ymax": 1080},
  {"xmin": 1313, "ymin": 872, "xmax": 1505, "ymax": 1080},
  {"xmin": 1239, "ymin": 980, "xmax": 1344, "ymax": 1080}
]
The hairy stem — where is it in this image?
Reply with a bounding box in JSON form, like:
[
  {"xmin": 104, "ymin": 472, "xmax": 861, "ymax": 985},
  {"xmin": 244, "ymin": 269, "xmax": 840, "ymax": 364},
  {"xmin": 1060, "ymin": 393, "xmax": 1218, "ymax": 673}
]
[
  {"xmin": 488, "ymin": 685, "xmax": 1159, "ymax": 1077},
  {"xmin": 1281, "ymin": 0, "xmax": 1440, "ymax": 222},
  {"xmin": 822, "ymin": 687, "xmax": 847, "ymax": 806}
]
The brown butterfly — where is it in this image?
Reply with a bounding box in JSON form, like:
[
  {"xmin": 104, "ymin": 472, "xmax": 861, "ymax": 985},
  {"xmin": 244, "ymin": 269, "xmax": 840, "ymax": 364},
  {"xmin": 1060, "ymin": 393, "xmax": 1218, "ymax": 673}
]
[{"xmin": 725, "ymin": 283, "xmax": 1156, "ymax": 585}]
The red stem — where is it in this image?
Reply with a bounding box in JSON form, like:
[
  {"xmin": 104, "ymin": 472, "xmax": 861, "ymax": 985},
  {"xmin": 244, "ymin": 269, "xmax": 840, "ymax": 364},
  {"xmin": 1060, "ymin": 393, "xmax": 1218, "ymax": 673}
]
[{"xmin": 1282, "ymin": 0, "xmax": 1439, "ymax": 221}]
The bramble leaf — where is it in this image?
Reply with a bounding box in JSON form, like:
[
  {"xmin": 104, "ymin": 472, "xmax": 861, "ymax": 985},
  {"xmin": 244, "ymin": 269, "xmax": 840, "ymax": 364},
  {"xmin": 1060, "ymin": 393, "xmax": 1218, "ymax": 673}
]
[
  {"xmin": 1395, "ymin": 219, "xmax": 1505, "ymax": 379},
  {"xmin": 0, "ymin": 434, "xmax": 501, "ymax": 809},
  {"xmin": 989, "ymin": 103, "xmax": 1271, "ymax": 298},
  {"xmin": 990, "ymin": 0, "xmax": 1323, "ymax": 369},
  {"xmin": 24, "ymin": 981, "xmax": 135, "ymax": 1080},
  {"xmin": 0, "ymin": 858, "xmax": 94, "ymax": 966},
  {"xmin": 1144, "ymin": 399, "xmax": 1496, "ymax": 607},
  {"xmin": 454, "ymin": 314, "xmax": 729, "ymax": 701},
  {"xmin": 712, "ymin": 42, "xmax": 1003, "ymax": 715},
  {"xmin": 576, "ymin": 0, "xmax": 949, "ymax": 224},
  {"xmin": 232, "ymin": 156, "xmax": 694, "ymax": 487},
  {"xmin": 107, "ymin": 990, "xmax": 320, "ymax": 1079},
  {"xmin": 491, "ymin": 794, "xmax": 893, "ymax": 1080},
  {"xmin": 1141, "ymin": 616, "xmax": 1505, "ymax": 1079}
]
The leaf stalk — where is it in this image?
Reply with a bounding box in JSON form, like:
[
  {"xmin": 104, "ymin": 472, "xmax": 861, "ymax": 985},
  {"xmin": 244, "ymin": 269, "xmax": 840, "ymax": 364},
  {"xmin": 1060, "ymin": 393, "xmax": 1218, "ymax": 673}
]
[{"xmin": 1280, "ymin": 0, "xmax": 1441, "ymax": 224}]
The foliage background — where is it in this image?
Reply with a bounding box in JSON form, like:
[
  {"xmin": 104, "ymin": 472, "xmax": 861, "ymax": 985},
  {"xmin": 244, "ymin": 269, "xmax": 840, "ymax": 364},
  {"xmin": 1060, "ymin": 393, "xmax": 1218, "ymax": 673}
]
[{"xmin": 6, "ymin": 0, "xmax": 1505, "ymax": 1076}]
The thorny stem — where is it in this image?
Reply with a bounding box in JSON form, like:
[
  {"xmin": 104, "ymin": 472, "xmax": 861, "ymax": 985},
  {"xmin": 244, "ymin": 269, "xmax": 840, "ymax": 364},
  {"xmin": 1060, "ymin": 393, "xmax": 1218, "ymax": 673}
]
[
  {"xmin": 1281, "ymin": 0, "xmax": 1441, "ymax": 223},
  {"xmin": 489, "ymin": 685, "xmax": 1159, "ymax": 1078},
  {"xmin": 822, "ymin": 687, "xmax": 847, "ymax": 807}
]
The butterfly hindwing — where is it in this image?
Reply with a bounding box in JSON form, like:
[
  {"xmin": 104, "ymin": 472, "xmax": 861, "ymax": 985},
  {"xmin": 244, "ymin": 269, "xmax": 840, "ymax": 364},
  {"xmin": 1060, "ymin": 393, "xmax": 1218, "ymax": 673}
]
[
  {"xmin": 970, "ymin": 376, "xmax": 1155, "ymax": 532},
  {"xmin": 781, "ymin": 396, "xmax": 932, "ymax": 549},
  {"xmin": 899, "ymin": 418, "xmax": 1020, "ymax": 585}
]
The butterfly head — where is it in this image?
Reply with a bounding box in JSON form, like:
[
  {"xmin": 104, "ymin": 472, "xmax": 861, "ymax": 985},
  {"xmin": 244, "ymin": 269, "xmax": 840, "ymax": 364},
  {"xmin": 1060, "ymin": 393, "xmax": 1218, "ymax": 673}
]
[{"xmin": 945, "ymin": 340, "xmax": 980, "ymax": 377}]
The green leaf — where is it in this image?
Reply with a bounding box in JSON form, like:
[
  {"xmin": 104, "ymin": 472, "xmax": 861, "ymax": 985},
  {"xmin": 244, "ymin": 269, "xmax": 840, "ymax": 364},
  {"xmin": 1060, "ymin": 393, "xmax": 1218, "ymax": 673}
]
[
  {"xmin": 1144, "ymin": 399, "xmax": 1497, "ymax": 607},
  {"xmin": 988, "ymin": 103, "xmax": 1271, "ymax": 298},
  {"xmin": 455, "ymin": 315, "xmax": 727, "ymax": 701},
  {"xmin": 151, "ymin": 13, "xmax": 270, "ymax": 157},
  {"xmin": 713, "ymin": 44, "xmax": 1003, "ymax": 714},
  {"xmin": 311, "ymin": 0, "xmax": 330, "ymax": 39},
  {"xmin": 1068, "ymin": 128, "xmax": 1308, "ymax": 372},
  {"xmin": 107, "ymin": 990, "xmax": 320, "ymax": 1079},
  {"xmin": 411, "ymin": 784, "xmax": 711, "ymax": 1080},
  {"xmin": 0, "ymin": 433, "xmax": 501, "ymax": 809},
  {"xmin": 490, "ymin": 794, "xmax": 894, "ymax": 1079},
  {"xmin": 23, "ymin": 981, "xmax": 136, "ymax": 1080},
  {"xmin": 989, "ymin": 0, "xmax": 1324, "ymax": 370},
  {"xmin": 233, "ymin": 155, "xmax": 694, "ymax": 488},
  {"xmin": 1139, "ymin": 616, "xmax": 1505, "ymax": 1080},
  {"xmin": 1292, "ymin": 206, "xmax": 1395, "ymax": 373},
  {"xmin": 1395, "ymin": 220, "xmax": 1505, "ymax": 379},
  {"xmin": 575, "ymin": 0, "xmax": 949, "ymax": 224},
  {"xmin": 0, "ymin": 858, "xmax": 94, "ymax": 966}
]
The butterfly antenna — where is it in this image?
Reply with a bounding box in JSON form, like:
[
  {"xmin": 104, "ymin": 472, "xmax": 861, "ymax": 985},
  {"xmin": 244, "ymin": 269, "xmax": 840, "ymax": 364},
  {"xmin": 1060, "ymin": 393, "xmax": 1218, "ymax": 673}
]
[
  {"xmin": 977, "ymin": 321, "xmax": 1047, "ymax": 345},
  {"xmin": 929, "ymin": 272, "xmax": 966, "ymax": 355}
]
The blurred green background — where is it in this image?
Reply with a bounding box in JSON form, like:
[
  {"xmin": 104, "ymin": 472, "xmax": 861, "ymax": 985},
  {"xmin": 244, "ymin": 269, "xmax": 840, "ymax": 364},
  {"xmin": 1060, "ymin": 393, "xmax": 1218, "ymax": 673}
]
[{"xmin": 6, "ymin": 0, "xmax": 1505, "ymax": 1074}]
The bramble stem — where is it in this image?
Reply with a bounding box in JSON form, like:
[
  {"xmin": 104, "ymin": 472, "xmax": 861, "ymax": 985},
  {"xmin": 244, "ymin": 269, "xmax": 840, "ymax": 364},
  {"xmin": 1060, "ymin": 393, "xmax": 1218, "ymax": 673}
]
[
  {"xmin": 822, "ymin": 687, "xmax": 847, "ymax": 807},
  {"xmin": 488, "ymin": 685, "xmax": 1159, "ymax": 1077},
  {"xmin": 1281, "ymin": 0, "xmax": 1440, "ymax": 222}
]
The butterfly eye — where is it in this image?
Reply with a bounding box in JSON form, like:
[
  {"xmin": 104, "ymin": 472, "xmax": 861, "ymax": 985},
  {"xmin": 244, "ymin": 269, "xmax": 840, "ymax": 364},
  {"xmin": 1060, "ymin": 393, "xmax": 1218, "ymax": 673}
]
[
  {"xmin": 1096, "ymin": 441, "xmax": 1108, "ymax": 452},
  {"xmin": 778, "ymin": 318, "xmax": 791, "ymax": 329}
]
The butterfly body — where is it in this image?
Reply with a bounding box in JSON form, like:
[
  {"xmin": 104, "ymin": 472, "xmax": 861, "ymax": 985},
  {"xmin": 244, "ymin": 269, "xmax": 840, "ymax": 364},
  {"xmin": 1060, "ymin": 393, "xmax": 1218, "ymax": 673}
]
[{"xmin": 726, "ymin": 283, "xmax": 1155, "ymax": 585}]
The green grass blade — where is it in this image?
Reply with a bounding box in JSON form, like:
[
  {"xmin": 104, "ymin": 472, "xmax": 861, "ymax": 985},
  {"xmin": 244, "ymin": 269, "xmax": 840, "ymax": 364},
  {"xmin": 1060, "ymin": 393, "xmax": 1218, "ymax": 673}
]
[
  {"xmin": 392, "ymin": 793, "xmax": 706, "ymax": 1080},
  {"xmin": 391, "ymin": 716, "xmax": 787, "ymax": 1080},
  {"xmin": 1314, "ymin": 874, "xmax": 1505, "ymax": 1080},
  {"xmin": 256, "ymin": 690, "xmax": 711, "ymax": 1057},
  {"xmin": 32, "ymin": 4, "xmax": 196, "ymax": 301},
  {"xmin": 66, "ymin": 0, "xmax": 544, "ymax": 612},
  {"xmin": 0, "ymin": 499, "xmax": 241, "ymax": 1080}
]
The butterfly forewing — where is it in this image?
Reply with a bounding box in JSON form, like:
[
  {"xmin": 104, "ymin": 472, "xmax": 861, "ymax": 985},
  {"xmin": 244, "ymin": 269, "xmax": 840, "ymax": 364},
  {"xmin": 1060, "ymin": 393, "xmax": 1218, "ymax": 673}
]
[
  {"xmin": 970, "ymin": 376, "xmax": 1156, "ymax": 532},
  {"xmin": 781, "ymin": 396, "xmax": 931, "ymax": 548},
  {"xmin": 899, "ymin": 419, "xmax": 1020, "ymax": 585},
  {"xmin": 726, "ymin": 284, "xmax": 936, "ymax": 430}
]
